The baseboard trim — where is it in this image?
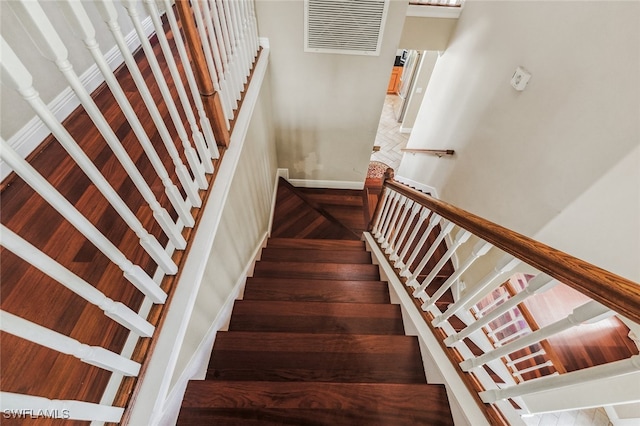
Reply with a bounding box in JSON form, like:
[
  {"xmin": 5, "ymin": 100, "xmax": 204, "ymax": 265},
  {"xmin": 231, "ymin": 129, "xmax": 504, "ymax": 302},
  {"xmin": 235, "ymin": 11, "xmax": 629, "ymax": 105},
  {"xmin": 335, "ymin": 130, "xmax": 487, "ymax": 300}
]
[
  {"xmin": 0, "ymin": 16, "xmax": 155, "ymax": 182},
  {"xmin": 395, "ymin": 175, "xmax": 440, "ymax": 198},
  {"xmin": 288, "ymin": 178, "xmax": 364, "ymax": 190},
  {"xmin": 158, "ymin": 231, "xmax": 269, "ymax": 426},
  {"xmin": 268, "ymin": 169, "xmax": 290, "ymax": 236}
]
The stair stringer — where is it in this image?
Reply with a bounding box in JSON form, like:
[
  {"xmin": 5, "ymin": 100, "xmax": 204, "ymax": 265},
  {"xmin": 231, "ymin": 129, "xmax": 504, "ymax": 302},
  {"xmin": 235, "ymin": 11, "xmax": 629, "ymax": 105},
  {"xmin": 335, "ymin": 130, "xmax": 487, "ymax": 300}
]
[{"xmin": 364, "ymin": 232, "xmax": 497, "ymax": 426}]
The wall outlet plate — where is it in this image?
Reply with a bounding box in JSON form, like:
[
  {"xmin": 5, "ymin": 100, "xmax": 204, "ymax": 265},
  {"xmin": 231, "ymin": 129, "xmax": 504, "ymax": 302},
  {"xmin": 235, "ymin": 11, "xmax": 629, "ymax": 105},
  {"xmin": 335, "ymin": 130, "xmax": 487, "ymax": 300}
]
[{"xmin": 511, "ymin": 66, "xmax": 532, "ymax": 91}]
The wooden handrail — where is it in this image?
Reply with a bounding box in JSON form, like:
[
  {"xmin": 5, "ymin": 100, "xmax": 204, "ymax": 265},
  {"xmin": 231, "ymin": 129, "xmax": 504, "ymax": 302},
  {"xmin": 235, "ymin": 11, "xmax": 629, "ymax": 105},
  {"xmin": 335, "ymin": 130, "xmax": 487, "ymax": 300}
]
[
  {"xmin": 383, "ymin": 177, "xmax": 640, "ymax": 324},
  {"xmin": 175, "ymin": 0, "xmax": 230, "ymax": 147},
  {"xmin": 401, "ymin": 148, "xmax": 455, "ymax": 157}
]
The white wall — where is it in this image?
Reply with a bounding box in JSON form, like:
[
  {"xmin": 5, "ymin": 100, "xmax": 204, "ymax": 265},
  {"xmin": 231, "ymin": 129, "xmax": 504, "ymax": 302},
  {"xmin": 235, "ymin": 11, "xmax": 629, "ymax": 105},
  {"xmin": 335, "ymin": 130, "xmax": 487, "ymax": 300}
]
[
  {"xmin": 254, "ymin": 0, "xmax": 408, "ymax": 184},
  {"xmin": 171, "ymin": 77, "xmax": 278, "ymax": 386},
  {"xmin": 397, "ymin": 1, "xmax": 640, "ymax": 280}
]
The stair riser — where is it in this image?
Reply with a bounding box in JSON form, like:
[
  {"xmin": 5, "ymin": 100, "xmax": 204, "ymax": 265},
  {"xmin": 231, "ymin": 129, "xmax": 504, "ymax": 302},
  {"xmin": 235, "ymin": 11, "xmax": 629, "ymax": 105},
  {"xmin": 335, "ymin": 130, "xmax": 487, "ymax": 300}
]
[
  {"xmin": 260, "ymin": 248, "xmax": 372, "ymax": 264},
  {"xmin": 253, "ymin": 262, "xmax": 380, "ymax": 281}
]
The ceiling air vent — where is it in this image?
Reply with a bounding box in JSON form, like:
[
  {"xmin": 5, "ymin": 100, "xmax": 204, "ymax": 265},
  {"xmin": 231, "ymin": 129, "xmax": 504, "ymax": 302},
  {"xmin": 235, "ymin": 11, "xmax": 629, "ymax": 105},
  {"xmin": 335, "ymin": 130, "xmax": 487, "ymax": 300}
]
[{"xmin": 304, "ymin": 0, "xmax": 390, "ymax": 56}]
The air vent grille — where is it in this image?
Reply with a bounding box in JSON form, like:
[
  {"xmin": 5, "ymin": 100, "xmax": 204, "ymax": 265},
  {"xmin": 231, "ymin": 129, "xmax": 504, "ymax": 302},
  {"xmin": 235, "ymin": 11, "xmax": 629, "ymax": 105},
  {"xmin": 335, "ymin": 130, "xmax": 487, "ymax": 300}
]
[{"xmin": 305, "ymin": 0, "xmax": 389, "ymax": 56}]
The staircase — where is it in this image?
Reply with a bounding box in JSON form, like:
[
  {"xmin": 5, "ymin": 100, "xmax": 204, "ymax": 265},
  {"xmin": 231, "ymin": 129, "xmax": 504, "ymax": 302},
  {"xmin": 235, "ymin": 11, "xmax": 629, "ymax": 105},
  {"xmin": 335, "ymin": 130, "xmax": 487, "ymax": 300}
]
[{"xmin": 177, "ymin": 181, "xmax": 455, "ymax": 425}]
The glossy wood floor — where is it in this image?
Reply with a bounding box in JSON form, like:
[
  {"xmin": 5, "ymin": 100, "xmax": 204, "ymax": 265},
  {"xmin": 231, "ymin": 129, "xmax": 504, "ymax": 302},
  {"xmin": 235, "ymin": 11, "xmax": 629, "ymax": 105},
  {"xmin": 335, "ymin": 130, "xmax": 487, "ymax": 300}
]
[
  {"xmin": 1, "ymin": 19, "xmax": 216, "ymax": 425},
  {"xmin": 178, "ymin": 185, "xmax": 455, "ymax": 425}
]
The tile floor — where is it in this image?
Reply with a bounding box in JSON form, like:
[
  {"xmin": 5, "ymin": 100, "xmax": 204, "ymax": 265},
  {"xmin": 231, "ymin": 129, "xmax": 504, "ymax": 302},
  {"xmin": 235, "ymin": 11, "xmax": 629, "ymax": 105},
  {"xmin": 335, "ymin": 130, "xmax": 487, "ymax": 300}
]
[
  {"xmin": 522, "ymin": 407, "xmax": 612, "ymax": 426},
  {"xmin": 370, "ymin": 94, "xmax": 409, "ymax": 171}
]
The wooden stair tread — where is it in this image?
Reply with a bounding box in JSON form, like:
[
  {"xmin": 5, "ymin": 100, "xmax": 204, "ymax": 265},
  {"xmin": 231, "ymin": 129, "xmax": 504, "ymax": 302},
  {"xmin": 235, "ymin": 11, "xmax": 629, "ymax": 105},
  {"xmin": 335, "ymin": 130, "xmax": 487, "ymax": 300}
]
[
  {"xmin": 229, "ymin": 300, "xmax": 404, "ymax": 334},
  {"xmin": 243, "ymin": 277, "xmax": 391, "ymax": 304},
  {"xmin": 212, "ymin": 331, "xmax": 420, "ymax": 353},
  {"xmin": 179, "ymin": 382, "xmax": 453, "ymax": 426},
  {"xmin": 266, "ymin": 238, "xmax": 366, "ymax": 251},
  {"xmin": 260, "ymin": 247, "xmax": 371, "ymax": 264},
  {"xmin": 253, "ymin": 261, "xmax": 379, "ymax": 281}
]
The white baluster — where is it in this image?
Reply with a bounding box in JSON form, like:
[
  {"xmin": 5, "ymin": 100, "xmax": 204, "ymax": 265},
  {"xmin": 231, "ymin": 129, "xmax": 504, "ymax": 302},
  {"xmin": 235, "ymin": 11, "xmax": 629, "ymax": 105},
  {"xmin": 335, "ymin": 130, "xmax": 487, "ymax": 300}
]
[
  {"xmin": 9, "ymin": 0, "xmax": 194, "ymax": 233},
  {"xmin": 0, "ymin": 311, "xmax": 140, "ymax": 376},
  {"xmin": 0, "ymin": 226, "xmax": 154, "ymax": 338},
  {"xmin": 220, "ymin": 0, "xmax": 243, "ymax": 97},
  {"xmin": 507, "ymin": 348, "xmax": 548, "ymax": 367},
  {"xmin": 371, "ymin": 188, "xmax": 391, "ymax": 237},
  {"xmin": 233, "ymin": 0, "xmax": 253, "ymax": 75},
  {"xmin": 480, "ymin": 355, "xmax": 640, "ymax": 403},
  {"xmin": 140, "ymin": 0, "xmax": 214, "ymax": 176},
  {"xmin": 192, "ymin": 0, "xmax": 234, "ymax": 121},
  {"xmin": 228, "ymin": 0, "xmax": 251, "ymax": 82},
  {"xmin": 385, "ymin": 199, "xmax": 414, "ymax": 255},
  {"xmin": 394, "ymin": 206, "xmax": 429, "ymax": 268},
  {"xmin": 404, "ymin": 219, "xmax": 455, "ymax": 286},
  {"xmin": 512, "ymin": 360, "xmax": 555, "ymax": 377},
  {"xmin": 93, "ymin": 0, "xmax": 203, "ymax": 211},
  {"xmin": 380, "ymin": 193, "xmax": 406, "ymax": 247},
  {"xmin": 422, "ymin": 239, "xmax": 493, "ymax": 314},
  {"xmin": 432, "ymin": 254, "xmax": 520, "ymax": 327},
  {"xmin": 120, "ymin": 0, "xmax": 208, "ymax": 191},
  {"xmin": 209, "ymin": 0, "xmax": 240, "ymax": 111},
  {"xmin": 444, "ymin": 274, "xmax": 556, "ymax": 347},
  {"xmin": 0, "ymin": 38, "xmax": 180, "ymax": 274},
  {"xmin": 399, "ymin": 211, "xmax": 441, "ymax": 276},
  {"xmin": 246, "ymin": 0, "xmax": 260, "ymax": 54},
  {"xmin": 160, "ymin": 0, "xmax": 220, "ymax": 158},
  {"xmin": 413, "ymin": 228, "xmax": 471, "ymax": 294},
  {"xmin": 216, "ymin": 0, "xmax": 243, "ymax": 100},
  {"xmin": 0, "ymin": 139, "xmax": 166, "ymax": 304},
  {"xmin": 377, "ymin": 192, "xmax": 401, "ymax": 244},
  {"xmin": 487, "ymin": 314, "xmax": 525, "ymax": 340},
  {"xmin": 460, "ymin": 301, "xmax": 614, "ymax": 372},
  {"xmin": 0, "ymin": 392, "xmax": 123, "ymax": 422}
]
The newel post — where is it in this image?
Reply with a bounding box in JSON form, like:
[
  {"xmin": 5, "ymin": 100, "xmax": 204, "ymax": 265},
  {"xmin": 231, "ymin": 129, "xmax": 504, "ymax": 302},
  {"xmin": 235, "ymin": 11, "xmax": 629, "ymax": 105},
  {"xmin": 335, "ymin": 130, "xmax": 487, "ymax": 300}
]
[
  {"xmin": 175, "ymin": 0, "xmax": 230, "ymax": 147},
  {"xmin": 368, "ymin": 168, "xmax": 395, "ymax": 231}
]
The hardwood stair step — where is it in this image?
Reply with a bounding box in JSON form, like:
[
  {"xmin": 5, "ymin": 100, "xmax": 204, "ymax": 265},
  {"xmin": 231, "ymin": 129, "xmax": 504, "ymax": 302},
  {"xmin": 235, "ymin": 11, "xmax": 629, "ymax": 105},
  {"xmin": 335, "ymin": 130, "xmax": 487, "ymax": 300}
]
[
  {"xmin": 178, "ymin": 381, "xmax": 454, "ymax": 426},
  {"xmin": 228, "ymin": 300, "xmax": 404, "ymax": 334},
  {"xmin": 207, "ymin": 331, "xmax": 426, "ymax": 383},
  {"xmin": 242, "ymin": 277, "xmax": 391, "ymax": 304},
  {"xmin": 266, "ymin": 238, "xmax": 366, "ymax": 251},
  {"xmin": 253, "ymin": 261, "xmax": 380, "ymax": 281},
  {"xmin": 260, "ymin": 247, "xmax": 371, "ymax": 264}
]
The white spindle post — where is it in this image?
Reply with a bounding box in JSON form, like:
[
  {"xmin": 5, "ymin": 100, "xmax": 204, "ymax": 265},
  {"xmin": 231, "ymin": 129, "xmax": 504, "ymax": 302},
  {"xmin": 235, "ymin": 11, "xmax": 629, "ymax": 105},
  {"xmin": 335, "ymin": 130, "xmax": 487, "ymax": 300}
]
[
  {"xmin": 160, "ymin": 0, "xmax": 221, "ymax": 158},
  {"xmin": 404, "ymin": 220, "xmax": 455, "ymax": 286},
  {"xmin": 380, "ymin": 193, "xmax": 406, "ymax": 247},
  {"xmin": 479, "ymin": 355, "xmax": 640, "ymax": 403},
  {"xmin": 247, "ymin": 0, "xmax": 260, "ymax": 54},
  {"xmin": 389, "ymin": 202, "xmax": 422, "ymax": 261},
  {"xmin": 10, "ymin": 0, "xmax": 195, "ymax": 234},
  {"xmin": 1, "ymin": 226, "xmax": 154, "ymax": 338},
  {"xmin": 422, "ymin": 239, "xmax": 493, "ymax": 314},
  {"xmin": 507, "ymin": 349, "xmax": 548, "ymax": 367},
  {"xmin": 140, "ymin": 0, "xmax": 214, "ymax": 176},
  {"xmin": 371, "ymin": 188, "xmax": 391, "ymax": 237},
  {"xmin": 220, "ymin": 0, "xmax": 243, "ymax": 97},
  {"xmin": 511, "ymin": 360, "xmax": 555, "ymax": 378},
  {"xmin": 432, "ymin": 254, "xmax": 520, "ymax": 327},
  {"xmin": 0, "ymin": 311, "xmax": 140, "ymax": 376},
  {"xmin": 93, "ymin": 0, "xmax": 204, "ymax": 211},
  {"xmin": 399, "ymin": 212, "xmax": 441, "ymax": 276},
  {"xmin": 444, "ymin": 274, "xmax": 556, "ymax": 346},
  {"xmin": 216, "ymin": 0, "xmax": 242, "ymax": 100},
  {"xmin": 192, "ymin": 0, "xmax": 234, "ymax": 121},
  {"xmin": 486, "ymin": 314, "xmax": 525, "ymax": 340},
  {"xmin": 211, "ymin": 0, "xmax": 240, "ymax": 109},
  {"xmin": 394, "ymin": 207, "xmax": 429, "ymax": 268},
  {"xmin": 412, "ymin": 228, "xmax": 471, "ymax": 293},
  {"xmin": 229, "ymin": 0, "xmax": 250, "ymax": 83},
  {"xmin": 459, "ymin": 301, "xmax": 614, "ymax": 372},
  {"xmin": 0, "ymin": 392, "xmax": 124, "ymax": 423},
  {"xmin": 385, "ymin": 199, "xmax": 414, "ymax": 254},
  {"xmin": 233, "ymin": 0, "xmax": 252, "ymax": 76},
  {"xmin": 0, "ymin": 140, "xmax": 166, "ymax": 304},
  {"xmin": 377, "ymin": 192, "xmax": 401, "ymax": 244},
  {"xmin": 120, "ymin": 0, "xmax": 209, "ymax": 191},
  {"xmin": 0, "ymin": 38, "xmax": 180, "ymax": 274}
]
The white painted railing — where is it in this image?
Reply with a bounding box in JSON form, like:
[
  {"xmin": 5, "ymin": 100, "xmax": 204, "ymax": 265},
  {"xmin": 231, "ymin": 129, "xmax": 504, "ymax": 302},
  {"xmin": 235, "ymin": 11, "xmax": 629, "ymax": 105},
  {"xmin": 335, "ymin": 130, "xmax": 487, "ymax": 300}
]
[
  {"xmin": 368, "ymin": 175, "xmax": 640, "ymax": 422},
  {"xmin": 0, "ymin": 0, "xmax": 259, "ymax": 422}
]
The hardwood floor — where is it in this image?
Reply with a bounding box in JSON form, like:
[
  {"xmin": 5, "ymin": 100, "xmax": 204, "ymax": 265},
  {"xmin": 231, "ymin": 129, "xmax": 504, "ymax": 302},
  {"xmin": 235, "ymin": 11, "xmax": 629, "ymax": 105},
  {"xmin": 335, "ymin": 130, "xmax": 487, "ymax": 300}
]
[
  {"xmin": 177, "ymin": 186, "xmax": 455, "ymax": 425},
  {"xmin": 1, "ymin": 19, "xmax": 215, "ymax": 424}
]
